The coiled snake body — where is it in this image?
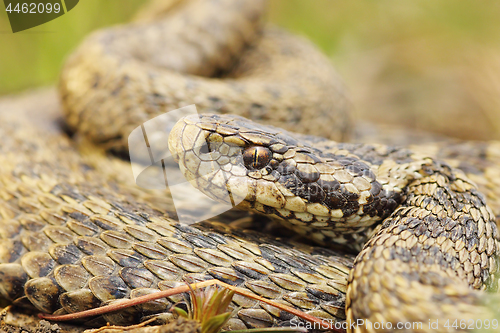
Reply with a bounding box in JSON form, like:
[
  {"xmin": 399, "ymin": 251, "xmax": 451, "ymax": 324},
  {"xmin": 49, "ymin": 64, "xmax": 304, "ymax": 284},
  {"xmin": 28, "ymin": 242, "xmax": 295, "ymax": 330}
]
[{"xmin": 1, "ymin": 0, "xmax": 500, "ymax": 332}]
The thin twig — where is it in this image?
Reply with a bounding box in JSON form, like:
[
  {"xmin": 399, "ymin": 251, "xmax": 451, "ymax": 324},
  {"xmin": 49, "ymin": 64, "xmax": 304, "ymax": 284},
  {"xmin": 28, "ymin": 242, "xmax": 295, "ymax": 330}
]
[
  {"xmin": 38, "ymin": 279, "xmax": 344, "ymax": 332},
  {"xmin": 88, "ymin": 317, "xmax": 158, "ymax": 333}
]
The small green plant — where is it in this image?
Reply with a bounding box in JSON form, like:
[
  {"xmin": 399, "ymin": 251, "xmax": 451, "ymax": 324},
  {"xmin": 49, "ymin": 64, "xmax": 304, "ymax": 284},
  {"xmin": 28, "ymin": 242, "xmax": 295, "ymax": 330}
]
[
  {"xmin": 171, "ymin": 283, "xmax": 311, "ymax": 333},
  {"xmin": 172, "ymin": 284, "xmax": 235, "ymax": 333}
]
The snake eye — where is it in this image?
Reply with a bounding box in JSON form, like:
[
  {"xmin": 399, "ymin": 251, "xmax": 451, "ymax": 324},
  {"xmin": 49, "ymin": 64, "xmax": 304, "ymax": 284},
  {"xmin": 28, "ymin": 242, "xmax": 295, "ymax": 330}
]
[{"xmin": 243, "ymin": 146, "xmax": 272, "ymax": 170}]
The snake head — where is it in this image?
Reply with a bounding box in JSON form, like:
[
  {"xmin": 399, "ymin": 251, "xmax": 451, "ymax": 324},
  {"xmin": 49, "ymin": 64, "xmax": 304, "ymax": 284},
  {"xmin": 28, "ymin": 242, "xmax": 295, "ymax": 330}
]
[{"xmin": 169, "ymin": 113, "xmax": 402, "ymax": 244}]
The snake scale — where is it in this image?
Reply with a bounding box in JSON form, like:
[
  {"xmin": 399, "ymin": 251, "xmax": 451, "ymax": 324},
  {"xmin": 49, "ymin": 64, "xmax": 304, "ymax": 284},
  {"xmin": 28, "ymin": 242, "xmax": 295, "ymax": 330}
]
[{"xmin": 2, "ymin": 0, "xmax": 500, "ymax": 332}]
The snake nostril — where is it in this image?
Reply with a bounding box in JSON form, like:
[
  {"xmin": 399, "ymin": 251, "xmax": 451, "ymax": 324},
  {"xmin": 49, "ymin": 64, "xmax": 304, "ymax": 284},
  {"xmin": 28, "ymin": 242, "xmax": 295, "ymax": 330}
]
[
  {"xmin": 199, "ymin": 142, "xmax": 210, "ymax": 154},
  {"xmin": 197, "ymin": 136, "xmax": 212, "ymax": 155}
]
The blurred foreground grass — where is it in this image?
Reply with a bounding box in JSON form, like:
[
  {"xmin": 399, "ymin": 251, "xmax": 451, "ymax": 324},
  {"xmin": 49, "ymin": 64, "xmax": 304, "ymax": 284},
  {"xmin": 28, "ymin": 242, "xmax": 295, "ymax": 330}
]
[{"xmin": 1, "ymin": 0, "xmax": 500, "ymax": 139}]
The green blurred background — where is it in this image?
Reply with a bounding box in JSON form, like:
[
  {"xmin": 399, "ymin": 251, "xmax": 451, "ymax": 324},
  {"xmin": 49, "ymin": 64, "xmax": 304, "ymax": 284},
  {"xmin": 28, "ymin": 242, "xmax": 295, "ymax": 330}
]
[{"xmin": 2, "ymin": 0, "xmax": 500, "ymax": 139}]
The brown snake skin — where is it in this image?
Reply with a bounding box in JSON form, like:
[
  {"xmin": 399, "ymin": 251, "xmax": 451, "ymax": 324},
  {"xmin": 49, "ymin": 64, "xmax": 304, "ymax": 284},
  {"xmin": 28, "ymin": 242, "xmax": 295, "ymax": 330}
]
[{"xmin": 2, "ymin": 0, "xmax": 500, "ymax": 332}]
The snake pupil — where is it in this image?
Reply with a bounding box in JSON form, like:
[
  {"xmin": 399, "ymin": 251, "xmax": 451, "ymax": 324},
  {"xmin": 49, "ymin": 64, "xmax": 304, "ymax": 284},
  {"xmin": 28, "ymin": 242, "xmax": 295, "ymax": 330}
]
[{"xmin": 243, "ymin": 146, "xmax": 272, "ymax": 170}]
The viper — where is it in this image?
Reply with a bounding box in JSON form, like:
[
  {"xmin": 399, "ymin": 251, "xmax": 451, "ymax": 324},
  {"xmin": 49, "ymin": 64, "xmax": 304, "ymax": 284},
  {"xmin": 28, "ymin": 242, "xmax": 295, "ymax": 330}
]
[{"xmin": 0, "ymin": 0, "xmax": 499, "ymax": 332}]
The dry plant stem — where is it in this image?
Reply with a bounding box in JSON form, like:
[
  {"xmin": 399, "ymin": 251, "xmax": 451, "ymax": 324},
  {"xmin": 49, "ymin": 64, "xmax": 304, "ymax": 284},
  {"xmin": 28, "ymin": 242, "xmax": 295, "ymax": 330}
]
[
  {"xmin": 38, "ymin": 279, "xmax": 344, "ymax": 333},
  {"xmin": 88, "ymin": 317, "xmax": 158, "ymax": 333}
]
